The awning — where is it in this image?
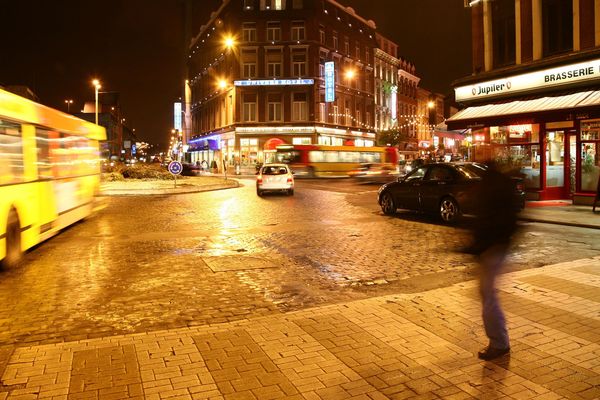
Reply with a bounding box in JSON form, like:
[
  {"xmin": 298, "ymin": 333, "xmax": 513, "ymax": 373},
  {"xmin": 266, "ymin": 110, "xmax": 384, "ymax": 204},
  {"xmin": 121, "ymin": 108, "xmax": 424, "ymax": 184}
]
[
  {"xmin": 263, "ymin": 137, "xmax": 286, "ymax": 150},
  {"xmin": 447, "ymin": 90, "xmax": 600, "ymax": 129},
  {"xmin": 432, "ymin": 131, "xmax": 465, "ymax": 140}
]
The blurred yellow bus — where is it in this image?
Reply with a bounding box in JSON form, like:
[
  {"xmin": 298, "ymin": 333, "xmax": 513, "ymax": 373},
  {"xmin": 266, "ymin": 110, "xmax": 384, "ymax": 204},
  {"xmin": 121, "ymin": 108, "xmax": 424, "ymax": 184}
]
[{"xmin": 0, "ymin": 88, "xmax": 106, "ymax": 267}]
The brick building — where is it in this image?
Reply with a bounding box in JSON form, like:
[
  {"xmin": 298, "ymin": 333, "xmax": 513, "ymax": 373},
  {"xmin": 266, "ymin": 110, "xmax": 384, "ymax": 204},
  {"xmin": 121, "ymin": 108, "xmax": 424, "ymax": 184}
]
[
  {"xmin": 448, "ymin": 0, "xmax": 600, "ymax": 204},
  {"xmin": 186, "ymin": 0, "xmax": 381, "ymax": 171}
]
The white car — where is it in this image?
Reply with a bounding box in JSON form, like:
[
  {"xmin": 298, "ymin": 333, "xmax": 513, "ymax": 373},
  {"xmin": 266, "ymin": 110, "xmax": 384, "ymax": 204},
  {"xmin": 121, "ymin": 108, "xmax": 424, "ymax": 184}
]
[{"xmin": 257, "ymin": 164, "xmax": 294, "ymax": 196}]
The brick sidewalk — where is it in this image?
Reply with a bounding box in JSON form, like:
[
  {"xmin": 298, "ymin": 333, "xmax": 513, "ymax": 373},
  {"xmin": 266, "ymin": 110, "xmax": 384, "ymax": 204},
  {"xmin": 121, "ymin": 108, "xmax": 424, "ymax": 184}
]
[{"xmin": 1, "ymin": 257, "xmax": 599, "ymax": 399}]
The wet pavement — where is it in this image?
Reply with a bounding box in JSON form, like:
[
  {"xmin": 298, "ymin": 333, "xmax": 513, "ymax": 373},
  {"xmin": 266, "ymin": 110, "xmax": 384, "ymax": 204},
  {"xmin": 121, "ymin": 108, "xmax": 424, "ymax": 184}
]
[{"xmin": 0, "ymin": 179, "xmax": 599, "ymax": 348}]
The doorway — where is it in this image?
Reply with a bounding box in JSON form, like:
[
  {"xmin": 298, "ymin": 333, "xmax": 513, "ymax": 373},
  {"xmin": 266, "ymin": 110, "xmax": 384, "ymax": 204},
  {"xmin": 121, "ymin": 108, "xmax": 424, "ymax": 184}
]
[{"xmin": 544, "ymin": 129, "xmax": 576, "ymax": 199}]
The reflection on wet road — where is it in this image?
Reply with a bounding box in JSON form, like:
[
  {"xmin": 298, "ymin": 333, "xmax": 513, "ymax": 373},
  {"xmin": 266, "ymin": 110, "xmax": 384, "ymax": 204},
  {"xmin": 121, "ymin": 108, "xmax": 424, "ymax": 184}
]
[{"xmin": 0, "ymin": 178, "xmax": 597, "ymax": 346}]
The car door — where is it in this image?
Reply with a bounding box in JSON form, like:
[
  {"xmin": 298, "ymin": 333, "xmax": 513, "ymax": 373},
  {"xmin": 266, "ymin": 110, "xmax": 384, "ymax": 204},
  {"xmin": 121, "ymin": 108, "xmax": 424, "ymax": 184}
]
[
  {"xmin": 420, "ymin": 165, "xmax": 456, "ymax": 213},
  {"xmin": 393, "ymin": 166, "xmax": 427, "ymax": 210}
]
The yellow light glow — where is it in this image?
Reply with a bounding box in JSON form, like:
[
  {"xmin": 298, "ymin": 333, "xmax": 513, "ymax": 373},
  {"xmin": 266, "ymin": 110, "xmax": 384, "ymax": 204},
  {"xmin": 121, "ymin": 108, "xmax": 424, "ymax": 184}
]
[
  {"xmin": 218, "ymin": 80, "xmax": 227, "ymax": 89},
  {"xmin": 224, "ymin": 36, "xmax": 235, "ymax": 48},
  {"xmin": 427, "ymin": 101, "xmax": 435, "ymax": 109},
  {"xmin": 345, "ymin": 70, "xmax": 356, "ymax": 80},
  {"xmin": 92, "ymin": 79, "xmax": 101, "ymax": 88}
]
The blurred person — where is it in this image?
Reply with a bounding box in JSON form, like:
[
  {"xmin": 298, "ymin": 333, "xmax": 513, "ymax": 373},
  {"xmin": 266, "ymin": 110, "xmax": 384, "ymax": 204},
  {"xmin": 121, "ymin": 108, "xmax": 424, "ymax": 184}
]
[{"xmin": 466, "ymin": 160, "xmax": 518, "ymax": 361}]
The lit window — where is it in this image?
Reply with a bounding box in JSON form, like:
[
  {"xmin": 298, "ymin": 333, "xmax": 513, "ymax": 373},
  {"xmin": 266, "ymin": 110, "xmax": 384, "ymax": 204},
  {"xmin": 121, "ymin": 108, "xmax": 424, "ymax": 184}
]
[
  {"xmin": 292, "ymin": 92, "xmax": 308, "ymax": 121},
  {"xmin": 268, "ymin": 93, "xmax": 283, "ymax": 122},
  {"xmin": 243, "ymin": 94, "xmax": 257, "ymax": 122},
  {"xmin": 292, "ymin": 51, "xmax": 307, "ymax": 76}
]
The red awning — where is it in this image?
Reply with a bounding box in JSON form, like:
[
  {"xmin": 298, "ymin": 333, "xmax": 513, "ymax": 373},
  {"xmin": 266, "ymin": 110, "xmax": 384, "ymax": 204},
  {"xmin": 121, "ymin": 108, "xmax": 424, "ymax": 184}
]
[{"xmin": 263, "ymin": 138, "xmax": 286, "ymax": 150}]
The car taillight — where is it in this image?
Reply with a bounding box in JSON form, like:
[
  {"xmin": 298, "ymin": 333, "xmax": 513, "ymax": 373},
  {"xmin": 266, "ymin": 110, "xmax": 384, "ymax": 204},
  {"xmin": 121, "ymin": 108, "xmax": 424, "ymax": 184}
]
[
  {"xmin": 287, "ymin": 176, "xmax": 293, "ymax": 183},
  {"xmin": 257, "ymin": 177, "xmax": 262, "ymax": 184}
]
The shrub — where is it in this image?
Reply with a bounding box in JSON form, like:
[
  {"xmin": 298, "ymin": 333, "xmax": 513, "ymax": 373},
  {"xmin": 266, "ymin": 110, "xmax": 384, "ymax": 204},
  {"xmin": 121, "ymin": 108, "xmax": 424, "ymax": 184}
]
[{"xmin": 120, "ymin": 164, "xmax": 174, "ymax": 180}]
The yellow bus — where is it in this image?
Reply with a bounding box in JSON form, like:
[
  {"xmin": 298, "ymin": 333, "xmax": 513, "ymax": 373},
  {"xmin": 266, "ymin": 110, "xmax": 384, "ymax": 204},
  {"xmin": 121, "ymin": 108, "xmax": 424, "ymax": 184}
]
[
  {"xmin": 275, "ymin": 144, "xmax": 399, "ymax": 177},
  {"xmin": 0, "ymin": 88, "xmax": 106, "ymax": 267}
]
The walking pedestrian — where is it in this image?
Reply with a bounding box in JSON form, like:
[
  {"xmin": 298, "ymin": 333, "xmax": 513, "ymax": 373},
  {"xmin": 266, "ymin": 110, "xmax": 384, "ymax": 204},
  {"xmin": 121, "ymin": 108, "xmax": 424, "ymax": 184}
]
[{"xmin": 467, "ymin": 161, "xmax": 518, "ymax": 360}]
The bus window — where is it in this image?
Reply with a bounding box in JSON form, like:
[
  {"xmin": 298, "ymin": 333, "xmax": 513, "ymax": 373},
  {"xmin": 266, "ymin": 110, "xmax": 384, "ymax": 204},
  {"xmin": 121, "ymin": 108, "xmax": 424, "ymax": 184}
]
[
  {"xmin": 359, "ymin": 152, "xmax": 381, "ymax": 163},
  {"xmin": 324, "ymin": 151, "xmax": 339, "ymax": 163},
  {"xmin": 0, "ymin": 119, "xmax": 24, "ymax": 184},
  {"xmin": 35, "ymin": 128, "xmax": 53, "ymax": 179},
  {"xmin": 309, "ymin": 151, "xmax": 324, "ymax": 163},
  {"xmin": 339, "ymin": 151, "xmax": 359, "ymax": 163}
]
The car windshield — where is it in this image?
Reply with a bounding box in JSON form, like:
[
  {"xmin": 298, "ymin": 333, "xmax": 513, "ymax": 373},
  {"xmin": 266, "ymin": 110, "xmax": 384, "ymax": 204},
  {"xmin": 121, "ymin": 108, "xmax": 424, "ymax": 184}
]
[
  {"xmin": 262, "ymin": 166, "xmax": 288, "ymax": 175},
  {"xmin": 455, "ymin": 164, "xmax": 485, "ymax": 179}
]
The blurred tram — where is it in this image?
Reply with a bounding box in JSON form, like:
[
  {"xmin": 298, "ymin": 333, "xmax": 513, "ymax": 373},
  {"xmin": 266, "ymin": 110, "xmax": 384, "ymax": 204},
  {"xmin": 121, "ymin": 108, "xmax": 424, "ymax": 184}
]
[
  {"xmin": 0, "ymin": 88, "xmax": 106, "ymax": 267},
  {"xmin": 274, "ymin": 144, "xmax": 399, "ymax": 178}
]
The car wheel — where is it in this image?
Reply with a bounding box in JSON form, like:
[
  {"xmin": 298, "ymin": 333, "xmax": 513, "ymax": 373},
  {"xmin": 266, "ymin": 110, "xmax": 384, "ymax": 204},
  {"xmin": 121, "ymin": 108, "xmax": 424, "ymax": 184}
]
[
  {"xmin": 288, "ymin": 189, "xmax": 294, "ymax": 196},
  {"xmin": 380, "ymin": 192, "xmax": 396, "ymax": 215},
  {"xmin": 440, "ymin": 197, "xmax": 460, "ymax": 223},
  {"xmin": 256, "ymin": 188, "xmax": 263, "ymax": 197},
  {"xmin": 2, "ymin": 209, "xmax": 22, "ymax": 269}
]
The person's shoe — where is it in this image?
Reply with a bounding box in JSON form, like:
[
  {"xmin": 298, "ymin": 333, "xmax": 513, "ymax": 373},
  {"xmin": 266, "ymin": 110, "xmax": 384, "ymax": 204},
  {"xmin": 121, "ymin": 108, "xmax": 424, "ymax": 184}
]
[{"xmin": 478, "ymin": 346, "xmax": 510, "ymax": 360}]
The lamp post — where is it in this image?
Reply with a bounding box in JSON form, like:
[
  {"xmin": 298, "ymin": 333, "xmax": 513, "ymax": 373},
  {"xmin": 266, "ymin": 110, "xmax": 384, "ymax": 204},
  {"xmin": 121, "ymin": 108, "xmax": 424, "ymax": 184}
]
[
  {"xmin": 92, "ymin": 79, "xmax": 101, "ymax": 125},
  {"xmin": 64, "ymin": 99, "xmax": 73, "ymax": 113}
]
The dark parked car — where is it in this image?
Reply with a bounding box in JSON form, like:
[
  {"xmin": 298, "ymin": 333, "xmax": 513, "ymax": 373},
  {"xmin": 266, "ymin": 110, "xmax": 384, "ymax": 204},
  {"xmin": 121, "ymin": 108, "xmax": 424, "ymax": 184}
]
[{"xmin": 377, "ymin": 162, "xmax": 525, "ymax": 223}]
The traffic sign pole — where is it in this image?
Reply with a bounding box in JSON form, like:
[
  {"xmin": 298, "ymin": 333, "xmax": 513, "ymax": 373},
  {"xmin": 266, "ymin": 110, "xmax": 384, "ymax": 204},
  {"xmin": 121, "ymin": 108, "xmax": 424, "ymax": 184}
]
[{"xmin": 168, "ymin": 161, "xmax": 183, "ymax": 188}]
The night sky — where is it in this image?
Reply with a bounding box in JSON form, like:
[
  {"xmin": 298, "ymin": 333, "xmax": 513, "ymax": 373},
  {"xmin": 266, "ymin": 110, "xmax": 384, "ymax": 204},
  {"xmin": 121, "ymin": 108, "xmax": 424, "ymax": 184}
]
[{"xmin": 1, "ymin": 0, "xmax": 470, "ymax": 149}]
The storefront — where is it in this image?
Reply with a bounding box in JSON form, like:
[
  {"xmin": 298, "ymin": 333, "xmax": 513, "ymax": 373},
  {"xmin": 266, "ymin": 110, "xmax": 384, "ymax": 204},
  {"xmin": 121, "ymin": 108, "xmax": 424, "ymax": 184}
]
[{"xmin": 448, "ymin": 58, "xmax": 600, "ymax": 204}]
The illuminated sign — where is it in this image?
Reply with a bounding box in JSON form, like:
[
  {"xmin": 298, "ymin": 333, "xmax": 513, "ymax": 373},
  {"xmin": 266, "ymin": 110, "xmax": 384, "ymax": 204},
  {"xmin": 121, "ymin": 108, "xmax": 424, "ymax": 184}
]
[
  {"xmin": 325, "ymin": 62, "xmax": 335, "ymax": 103},
  {"xmin": 455, "ymin": 58, "xmax": 600, "ymax": 102},
  {"xmin": 234, "ymin": 79, "xmax": 314, "ymax": 86},
  {"xmin": 390, "ymin": 86, "xmax": 398, "ymax": 120},
  {"xmin": 174, "ymin": 102, "xmax": 182, "ymax": 131}
]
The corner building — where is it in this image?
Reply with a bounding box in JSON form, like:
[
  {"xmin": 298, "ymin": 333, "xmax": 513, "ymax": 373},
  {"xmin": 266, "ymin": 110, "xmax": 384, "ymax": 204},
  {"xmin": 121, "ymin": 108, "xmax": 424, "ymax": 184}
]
[
  {"xmin": 448, "ymin": 0, "xmax": 600, "ymax": 204},
  {"xmin": 186, "ymin": 0, "xmax": 382, "ymax": 172}
]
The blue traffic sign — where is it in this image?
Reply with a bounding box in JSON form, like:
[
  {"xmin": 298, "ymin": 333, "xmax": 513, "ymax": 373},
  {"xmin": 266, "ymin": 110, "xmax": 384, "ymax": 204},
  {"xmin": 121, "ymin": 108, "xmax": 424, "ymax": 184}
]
[{"xmin": 168, "ymin": 161, "xmax": 183, "ymax": 175}]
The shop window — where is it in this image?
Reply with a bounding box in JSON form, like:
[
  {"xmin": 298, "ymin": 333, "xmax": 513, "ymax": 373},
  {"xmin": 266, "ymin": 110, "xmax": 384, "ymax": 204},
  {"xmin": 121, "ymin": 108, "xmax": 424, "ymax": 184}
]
[
  {"xmin": 292, "ymin": 137, "xmax": 311, "ymax": 145},
  {"xmin": 240, "ymin": 138, "xmax": 259, "ymax": 165},
  {"xmin": 542, "ymin": 0, "xmax": 573, "ymax": 57},
  {"xmin": 491, "ymin": 0, "xmax": 516, "ymax": 68},
  {"xmin": 580, "ymin": 120, "xmax": 600, "ymax": 191}
]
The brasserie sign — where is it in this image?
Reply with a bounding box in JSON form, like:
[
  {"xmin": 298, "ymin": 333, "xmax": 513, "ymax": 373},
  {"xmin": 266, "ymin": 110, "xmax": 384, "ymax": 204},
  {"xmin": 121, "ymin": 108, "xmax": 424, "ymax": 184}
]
[{"xmin": 455, "ymin": 58, "xmax": 600, "ymax": 102}]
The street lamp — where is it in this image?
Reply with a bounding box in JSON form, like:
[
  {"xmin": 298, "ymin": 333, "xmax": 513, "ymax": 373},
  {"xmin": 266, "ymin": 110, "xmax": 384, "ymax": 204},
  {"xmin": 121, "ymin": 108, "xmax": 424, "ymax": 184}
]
[
  {"xmin": 64, "ymin": 99, "xmax": 73, "ymax": 113},
  {"xmin": 218, "ymin": 79, "xmax": 228, "ymax": 90},
  {"xmin": 344, "ymin": 69, "xmax": 356, "ymax": 80},
  {"xmin": 92, "ymin": 79, "xmax": 101, "ymax": 125}
]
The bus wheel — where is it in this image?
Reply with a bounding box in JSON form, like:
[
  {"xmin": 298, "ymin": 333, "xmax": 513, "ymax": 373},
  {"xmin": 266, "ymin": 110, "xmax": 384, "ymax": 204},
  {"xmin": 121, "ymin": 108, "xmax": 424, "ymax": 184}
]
[
  {"xmin": 2, "ymin": 210, "xmax": 22, "ymax": 269},
  {"xmin": 308, "ymin": 167, "xmax": 316, "ymax": 178}
]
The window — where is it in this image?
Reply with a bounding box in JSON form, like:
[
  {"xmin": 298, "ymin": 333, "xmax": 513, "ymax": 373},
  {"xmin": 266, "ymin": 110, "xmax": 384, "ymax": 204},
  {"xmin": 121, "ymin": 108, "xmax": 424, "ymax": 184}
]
[
  {"xmin": 406, "ymin": 167, "xmax": 426, "ymax": 182},
  {"xmin": 292, "ymin": 92, "xmax": 307, "ymax": 121},
  {"xmin": 332, "ymin": 32, "xmax": 338, "ymax": 50},
  {"xmin": 291, "ymin": 21, "xmax": 305, "ymax": 41},
  {"xmin": 344, "ymin": 38, "xmax": 350, "ymax": 55},
  {"xmin": 355, "ymin": 45, "xmax": 360, "ymax": 59},
  {"xmin": 345, "ymin": 107, "xmax": 351, "ymax": 125},
  {"xmin": 292, "ymin": 137, "xmax": 311, "ymax": 145},
  {"xmin": 492, "ymin": 0, "xmax": 515, "ymax": 68},
  {"xmin": 0, "ymin": 119, "xmax": 23, "ymax": 184},
  {"xmin": 261, "ymin": 0, "xmax": 284, "ymax": 10},
  {"xmin": 267, "ymin": 93, "xmax": 283, "ymax": 121},
  {"xmin": 267, "ymin": 22, "xmax": 281, "ymax": 41},
  {"xmin": 580, "ymin": 120, "xmax": 600, "ymax": 191},
  {"xmin": 266, "ymin": 49, "xmax": 282, "ymax": 77},
  {"xmin": 319, "ymin": 103, "xmax": 326, "ymax": 122},
  {"xmin": 243, "ymin": 94, "xmax": 257, "ymax": 122},
  {"xmin": 243, "ymin": 0, "xmax": 255, "ymax": 10},
  {"xmin": 356, "ymin": 110, "xmax": 361, "ymax": 126},
  {"xmin": 365, "ymin": 49, "xmax": 370, "ymax": 64},
  {"xmin": 333, "ymin": 105, "xmax": 339, "ymax": 123},
  {"xmin": 241, "ymin": 49, "xmax": 257, "ymax": 78},
  {"xmin": 292, "ymin": 51, "xmax": 307, "ymax": 76},
  {"xmin": 426, "ymin": 166, "xmax": 454, "ymax": 181},
  {"xmin": 292, "ymin": 0, "xmax": 303, "ymax": 8},
  {"xmin": 320, "ymin": 29, "xmax": 326, "ymax": 44},
  {"xmin": 543, "ymin": 0, "xmax": 573, "ymax": 56},
  {"xmin": 240, "ymin": 138, "xmax": 259, "ymax": 165},
  {"xmin": 242, "ymin": 23, "xmax": 257, "ymax": 42}
]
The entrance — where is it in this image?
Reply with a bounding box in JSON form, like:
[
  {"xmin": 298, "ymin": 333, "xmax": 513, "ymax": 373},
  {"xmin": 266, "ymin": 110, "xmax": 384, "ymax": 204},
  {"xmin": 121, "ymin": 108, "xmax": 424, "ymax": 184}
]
[{"xmin": 544, "ymin": 130, "xmax": 576, "ymax": 199}]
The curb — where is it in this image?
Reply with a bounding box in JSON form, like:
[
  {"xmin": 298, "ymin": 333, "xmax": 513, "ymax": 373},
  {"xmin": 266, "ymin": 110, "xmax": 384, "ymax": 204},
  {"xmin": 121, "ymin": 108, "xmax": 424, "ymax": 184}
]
[
  {"xmin": 518, "ymin": 215, "xmax": 600, "ymax": 230},
  {"xmin": 100, "ymin": 181, "xmax": 240, "ymax": 197}
]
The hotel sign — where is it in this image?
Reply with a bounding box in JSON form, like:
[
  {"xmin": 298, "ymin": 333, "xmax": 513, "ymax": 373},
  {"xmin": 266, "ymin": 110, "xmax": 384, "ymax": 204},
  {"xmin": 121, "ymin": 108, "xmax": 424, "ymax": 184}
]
[
  {"xmin": 174, "ymin": 102, "xmax": 182, "ymax": 131},
  {"xmin": 234, "ymin": 79, "xmax": 314, "ymax": 86},
  {"xmin": 325, "ymin": 62, "xmax": 335, "ymax": 103},
  {"xmin": 455, "ymin": 58, "xmax": 600, "ymax": 102}
]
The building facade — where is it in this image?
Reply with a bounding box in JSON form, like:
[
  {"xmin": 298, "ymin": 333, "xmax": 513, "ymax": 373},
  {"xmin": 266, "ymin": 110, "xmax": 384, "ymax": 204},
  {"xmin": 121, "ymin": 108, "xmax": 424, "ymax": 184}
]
[
  {"xmin": 186, "ymin": 0, "xmax": 380, "ymax": 172},
  {"xmin": 449, "ymin": 0, "xmax": 600, "ymax": 203}
]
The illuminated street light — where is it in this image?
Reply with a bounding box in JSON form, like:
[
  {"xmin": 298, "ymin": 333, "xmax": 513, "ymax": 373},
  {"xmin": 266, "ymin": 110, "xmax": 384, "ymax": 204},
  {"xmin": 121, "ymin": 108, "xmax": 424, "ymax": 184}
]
[
  {"xmin": 92, "ymin": 79, "xmax": 101, "ymax": 124},
  {"xmin": 64, "ymin": 99, "xmax": 73, "ymax": 113},
  {"xmin": 344, "ymin": 69, "xmax": 356, "ymax": 80},
  {"xmin": 427, "ymin": 101, "xmax": 435, "ymax": 109},
  {"xmin": 218, "ymin": 79, "xmax": 228, "ymax": 90},
  {"xmin": 224, "ymin": 36, "xmax": 235, "ymax": 49}
]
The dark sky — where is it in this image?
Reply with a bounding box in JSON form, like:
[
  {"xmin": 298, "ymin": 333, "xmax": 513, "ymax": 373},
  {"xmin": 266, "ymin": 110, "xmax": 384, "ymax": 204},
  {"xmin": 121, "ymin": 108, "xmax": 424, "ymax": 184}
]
[{"xmin": 1, "ymin": 0, "xmax": 470, "ymax": 148}]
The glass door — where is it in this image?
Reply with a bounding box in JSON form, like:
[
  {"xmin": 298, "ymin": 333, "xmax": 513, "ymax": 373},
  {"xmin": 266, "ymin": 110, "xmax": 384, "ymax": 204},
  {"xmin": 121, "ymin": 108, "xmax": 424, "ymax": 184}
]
[
  {"xmin": 545, "ymin": 130, "xmax": 566, "ymax": 198},
  {"xmin": 568, "ymin": 132, "xmax": 577, "ymax": 195}
]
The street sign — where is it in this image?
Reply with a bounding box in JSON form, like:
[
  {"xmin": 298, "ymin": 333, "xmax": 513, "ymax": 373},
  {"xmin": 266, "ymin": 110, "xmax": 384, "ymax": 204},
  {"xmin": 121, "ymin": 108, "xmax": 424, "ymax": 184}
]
[{"xmin": 168, "ymin": 161, "xmax": 183, "ymax": 175}]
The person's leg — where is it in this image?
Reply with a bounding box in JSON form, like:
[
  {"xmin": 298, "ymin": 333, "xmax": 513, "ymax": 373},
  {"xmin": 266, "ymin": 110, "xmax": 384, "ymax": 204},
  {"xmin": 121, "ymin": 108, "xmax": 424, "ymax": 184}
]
[{"xmin": 479, "ymin": 244, "xmax": 510, "ymax": 351}]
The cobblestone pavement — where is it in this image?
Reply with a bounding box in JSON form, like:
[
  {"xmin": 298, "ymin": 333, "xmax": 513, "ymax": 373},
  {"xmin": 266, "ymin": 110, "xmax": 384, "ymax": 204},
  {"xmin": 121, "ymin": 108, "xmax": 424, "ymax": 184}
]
[
  {"xmin": 0, "ymin": 257, "xmax": 598, "ymax": 399},
  {"xmin": 0, "ymin": 179, "xmax": 598, "ymax": 350}
]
